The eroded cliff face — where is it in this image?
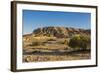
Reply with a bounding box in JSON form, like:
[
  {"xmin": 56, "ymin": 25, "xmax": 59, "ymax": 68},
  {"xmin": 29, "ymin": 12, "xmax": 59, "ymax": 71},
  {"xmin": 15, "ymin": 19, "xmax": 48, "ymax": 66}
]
[{"xmin": 32, "ymin": 27, "xmax": 90, "ymax": 37}]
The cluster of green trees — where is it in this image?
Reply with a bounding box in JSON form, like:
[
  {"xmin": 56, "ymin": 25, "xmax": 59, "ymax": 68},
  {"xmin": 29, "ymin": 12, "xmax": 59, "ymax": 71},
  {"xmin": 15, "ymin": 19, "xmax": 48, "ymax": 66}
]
[{"xmin": 69, "ymin": 34, "xmax": 91, "ymax": 51}]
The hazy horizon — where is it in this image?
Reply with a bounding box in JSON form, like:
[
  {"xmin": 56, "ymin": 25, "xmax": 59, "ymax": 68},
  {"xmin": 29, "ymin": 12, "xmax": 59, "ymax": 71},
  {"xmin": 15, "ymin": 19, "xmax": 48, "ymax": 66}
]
[{"xmin": 23, "ymin": 10, "xmax": 91, "ymax": 34}]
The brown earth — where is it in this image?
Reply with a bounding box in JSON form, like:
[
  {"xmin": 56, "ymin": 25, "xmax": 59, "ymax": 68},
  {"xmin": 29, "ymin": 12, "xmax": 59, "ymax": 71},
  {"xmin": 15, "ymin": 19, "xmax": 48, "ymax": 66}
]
[{"xmin": 23, "ymin": 27, "xmax": 91, "ymax": 62}]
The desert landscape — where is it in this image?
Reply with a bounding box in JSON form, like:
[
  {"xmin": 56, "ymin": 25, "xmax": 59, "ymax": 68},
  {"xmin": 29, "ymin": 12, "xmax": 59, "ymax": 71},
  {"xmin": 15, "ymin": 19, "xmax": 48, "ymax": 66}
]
[{"xmin": 23, "ymin": 27, "xmax": 91, "ymax": 62}]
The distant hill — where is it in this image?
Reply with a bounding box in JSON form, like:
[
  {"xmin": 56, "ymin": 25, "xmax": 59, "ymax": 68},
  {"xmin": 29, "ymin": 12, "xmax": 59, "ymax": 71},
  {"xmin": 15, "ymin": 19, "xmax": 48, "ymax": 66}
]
[{"xmin": 31, "ymin": 27, "xmax": 90, "ymax": 38}]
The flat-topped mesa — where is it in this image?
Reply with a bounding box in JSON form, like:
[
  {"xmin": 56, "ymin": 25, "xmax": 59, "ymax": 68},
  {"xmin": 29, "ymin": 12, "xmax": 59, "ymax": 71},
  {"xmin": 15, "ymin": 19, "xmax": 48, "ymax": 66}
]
[{"xmin": 32, "ymin": 26, "xmax": 90, "ymax": 38}]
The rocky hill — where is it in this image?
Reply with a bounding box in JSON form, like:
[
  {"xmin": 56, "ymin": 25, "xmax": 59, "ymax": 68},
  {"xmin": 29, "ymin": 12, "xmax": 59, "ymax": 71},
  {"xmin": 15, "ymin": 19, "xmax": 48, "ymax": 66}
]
[{"xmin": 32, "ymin": 27, "xmax": 90, "ymax": 38}]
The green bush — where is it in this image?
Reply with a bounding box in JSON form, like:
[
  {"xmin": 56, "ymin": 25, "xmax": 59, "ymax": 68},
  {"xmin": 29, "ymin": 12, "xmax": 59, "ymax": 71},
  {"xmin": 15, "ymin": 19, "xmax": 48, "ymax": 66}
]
[{"xmin": 69, "ymin": 34, "xmax": 90, "ymax": 51}]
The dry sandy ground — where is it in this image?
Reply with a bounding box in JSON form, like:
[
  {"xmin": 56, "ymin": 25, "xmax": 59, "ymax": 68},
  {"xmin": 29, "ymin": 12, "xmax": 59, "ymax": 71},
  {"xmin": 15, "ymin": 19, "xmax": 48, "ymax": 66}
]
[{"xmin": 23, "ymin": 50, "xmax": 90, "ymax": 62}]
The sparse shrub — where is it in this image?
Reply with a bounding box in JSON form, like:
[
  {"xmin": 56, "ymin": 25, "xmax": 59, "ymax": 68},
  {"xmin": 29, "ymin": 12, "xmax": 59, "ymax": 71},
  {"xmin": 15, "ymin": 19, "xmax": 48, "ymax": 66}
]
[
  {"xmin": 63, "ymin": 39, "xmax": 68, "ymax": 45},
  {"xmin": 57, "ymin": 39, "xmax": 68, "ymax": 45},
  {"xmin": 31, "ymin": 41, "xmax": 45, "ymax": 46},
  {"xmin": 31, "ymin": 42, "xmax": 40, "ymax": 46},
  {"xmin": 47, "ymin": 38, "xmax": 56, "ymax": 41},
  {"xmin": 69, "ymin": 34, "xmax": 91, "ymax": 51}
]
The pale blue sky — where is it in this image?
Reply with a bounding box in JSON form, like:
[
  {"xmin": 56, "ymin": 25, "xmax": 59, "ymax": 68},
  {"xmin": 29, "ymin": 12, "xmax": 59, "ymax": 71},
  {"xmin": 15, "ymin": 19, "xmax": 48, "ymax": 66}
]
[{"xmin": 23, "ymin": 10, "xmax": 91, "ymax": 34}]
